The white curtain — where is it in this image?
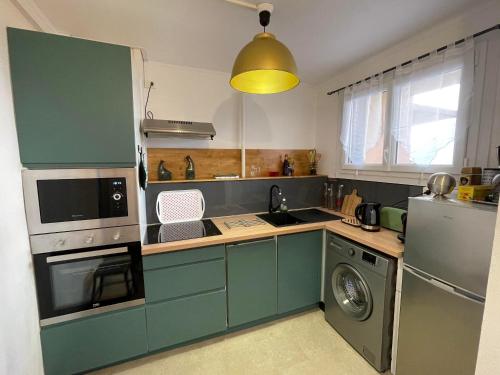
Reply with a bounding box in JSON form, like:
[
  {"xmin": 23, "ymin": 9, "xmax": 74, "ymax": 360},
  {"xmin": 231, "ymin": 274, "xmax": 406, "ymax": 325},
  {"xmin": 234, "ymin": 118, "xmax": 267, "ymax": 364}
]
[
  {"xmin": 390, "ymin": 39, "xmax": 475, "ymax": 166},
  {"xmin": 340, "ymin": 75, "xmax": 386, "ymax": 165}
]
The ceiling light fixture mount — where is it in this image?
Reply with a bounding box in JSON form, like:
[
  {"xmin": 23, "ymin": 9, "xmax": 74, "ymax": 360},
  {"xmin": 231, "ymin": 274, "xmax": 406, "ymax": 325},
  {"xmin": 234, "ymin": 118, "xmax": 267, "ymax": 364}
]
[{"xmin": 227, "ymin": 1, "xmax": 299, "ymax": 94}]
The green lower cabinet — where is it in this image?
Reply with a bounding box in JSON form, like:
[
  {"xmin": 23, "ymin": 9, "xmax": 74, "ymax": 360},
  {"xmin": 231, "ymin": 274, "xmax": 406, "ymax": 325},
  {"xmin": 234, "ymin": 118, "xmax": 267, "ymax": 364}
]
[
  {"xmin": 226, "ymin": 238, "xmax": 277, "ymax": 327},
  {"xmin": 146, "ymin": 289, "xmax": 227, "ymax": 351},
  {"xmin": 40, "ymin": 306, "xmax": 148, "ymax": 375},
  {"xmin": 277, "ymin": 231, "xmax": 322, "ymax": 314}
]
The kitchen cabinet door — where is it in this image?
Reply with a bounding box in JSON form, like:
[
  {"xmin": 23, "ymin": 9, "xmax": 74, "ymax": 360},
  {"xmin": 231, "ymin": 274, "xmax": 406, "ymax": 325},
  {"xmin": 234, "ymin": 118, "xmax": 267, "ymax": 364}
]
[
  {"xmin": 40, "ymin": 306, "xmax": 147, "ymax": 375},
  {"xmin": 277, "ymin": 231, "xmax": 322, "ymax": 313},
  {"xmin": 226, "ymin": 238, "xmax": 277, "ymax": 327},
  {"xmin": 7, "ymin": 28, "xmax": 135, "ymax": 167}
]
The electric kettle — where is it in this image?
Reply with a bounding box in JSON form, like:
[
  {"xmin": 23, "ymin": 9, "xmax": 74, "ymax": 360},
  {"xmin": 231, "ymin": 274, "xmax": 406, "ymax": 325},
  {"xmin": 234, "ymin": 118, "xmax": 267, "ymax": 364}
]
[{"xmin": 355, "ymin": 202, "xmax": 381, "ymax": 232}]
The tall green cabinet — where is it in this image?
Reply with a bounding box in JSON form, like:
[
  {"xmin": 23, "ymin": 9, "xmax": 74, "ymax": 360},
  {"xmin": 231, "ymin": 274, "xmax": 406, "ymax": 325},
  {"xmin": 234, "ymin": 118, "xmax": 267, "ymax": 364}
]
[{"xmin": 7, "ymin": 28, "xmax": 136, "ymax": 168}]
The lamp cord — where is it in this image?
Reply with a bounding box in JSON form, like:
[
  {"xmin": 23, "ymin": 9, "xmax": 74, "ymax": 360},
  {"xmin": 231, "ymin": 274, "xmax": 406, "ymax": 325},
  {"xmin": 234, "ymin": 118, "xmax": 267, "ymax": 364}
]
[{"xmin": 144, "ymin": 82, "xmax": 154, "ymax": 119}]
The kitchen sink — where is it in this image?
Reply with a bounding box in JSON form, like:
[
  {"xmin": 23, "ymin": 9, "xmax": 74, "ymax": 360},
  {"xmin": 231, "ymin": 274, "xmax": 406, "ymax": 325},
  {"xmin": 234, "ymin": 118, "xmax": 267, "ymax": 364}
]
[
  {"xmin": 256, "ymin": 212, "xmax": 305, "ymax": 227},
  {"xmin": 257, "ymin": 209, "xmax": 342, "ymax": 227}
]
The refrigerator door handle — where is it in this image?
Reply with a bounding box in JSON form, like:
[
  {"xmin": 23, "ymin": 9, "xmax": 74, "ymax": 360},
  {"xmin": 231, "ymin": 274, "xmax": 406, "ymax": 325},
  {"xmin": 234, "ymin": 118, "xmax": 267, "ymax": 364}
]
[{"xmin": 404, "ymin": 266, "xmax": 485, "ymax": 304}]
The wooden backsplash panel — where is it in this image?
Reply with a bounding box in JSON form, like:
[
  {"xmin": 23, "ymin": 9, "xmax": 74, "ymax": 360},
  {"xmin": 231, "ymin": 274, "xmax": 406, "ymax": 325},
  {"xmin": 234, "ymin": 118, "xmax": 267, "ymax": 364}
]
[
  {"xmin": 245, "ymin": 149, "xmax": 312, "ymax": 177},
  {"xmin": 147, "ymin": 148, "xmax": 241, "ymax": 181}
]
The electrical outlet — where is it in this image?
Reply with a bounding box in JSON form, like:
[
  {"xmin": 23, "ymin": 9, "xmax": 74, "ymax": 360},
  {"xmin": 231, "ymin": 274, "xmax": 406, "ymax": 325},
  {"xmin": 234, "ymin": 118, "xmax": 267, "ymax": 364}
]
[{"xmin": 144, "ymin": 81, "xmax": 155, "ymax": 89}]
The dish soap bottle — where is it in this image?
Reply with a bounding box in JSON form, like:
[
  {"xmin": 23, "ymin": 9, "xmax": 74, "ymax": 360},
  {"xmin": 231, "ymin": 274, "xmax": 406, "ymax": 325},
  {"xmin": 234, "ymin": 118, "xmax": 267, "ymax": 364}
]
[
  {"xmin": 279, "ymin": 198, "xmax": 288, "ymax": 213},
  {"xmin": 185, "ymin": 155, "xmax": 195, "ymax": 180}
]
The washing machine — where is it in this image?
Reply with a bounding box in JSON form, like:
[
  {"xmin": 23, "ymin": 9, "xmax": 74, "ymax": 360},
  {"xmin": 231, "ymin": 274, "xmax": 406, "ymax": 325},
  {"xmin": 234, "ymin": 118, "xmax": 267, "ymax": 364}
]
[{"xmin": 324, "ymin": 232, "xmax": 396, "ymax": 372}]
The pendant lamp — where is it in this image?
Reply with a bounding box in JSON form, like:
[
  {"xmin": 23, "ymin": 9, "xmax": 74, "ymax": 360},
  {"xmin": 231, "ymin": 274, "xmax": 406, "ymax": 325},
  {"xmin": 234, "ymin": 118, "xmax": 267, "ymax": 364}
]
[{"xmin": 229, "ymin": 2, "xmax": 299, "ymax": 94}]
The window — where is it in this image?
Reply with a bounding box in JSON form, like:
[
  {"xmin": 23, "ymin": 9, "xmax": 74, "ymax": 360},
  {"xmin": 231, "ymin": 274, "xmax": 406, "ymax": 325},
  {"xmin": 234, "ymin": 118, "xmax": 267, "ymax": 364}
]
[
  {"xmin": 339, "ymin": 40, "xmax": 474, "ymax": 173},
  {"xmin": 340, "ymin": 80, "xmax": 388, "ymax": 167}
]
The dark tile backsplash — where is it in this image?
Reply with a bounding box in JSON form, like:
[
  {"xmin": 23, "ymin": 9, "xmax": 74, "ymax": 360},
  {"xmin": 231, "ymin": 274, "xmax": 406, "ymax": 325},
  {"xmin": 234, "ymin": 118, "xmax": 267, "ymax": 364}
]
[
  {"xmin": 146, "ymin": 176, "xmax": 328, "ymax": 224},
  {"xmin": 328, "ymin": 178, "xmax": 423, "ymax": 210}
]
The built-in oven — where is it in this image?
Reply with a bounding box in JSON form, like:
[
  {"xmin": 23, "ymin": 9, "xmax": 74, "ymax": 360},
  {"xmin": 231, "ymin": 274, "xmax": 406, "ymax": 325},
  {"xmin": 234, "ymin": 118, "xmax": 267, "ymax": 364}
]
[
  {"xmin": 22, "ymin": 168, "xmax": 139, "ymax": 235},
  {"xmin": 23, "ymin": 168, "xmax": 145, "ymax": 326},
  {"xmin": 32, "ymin": 229, "xmax": 144, "ymax": 326}
]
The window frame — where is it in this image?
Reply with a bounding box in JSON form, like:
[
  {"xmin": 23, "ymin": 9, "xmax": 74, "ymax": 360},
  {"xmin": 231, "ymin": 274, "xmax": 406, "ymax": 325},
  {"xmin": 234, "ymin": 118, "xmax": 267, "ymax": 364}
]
[
  {"xmin": 340, "ymin": 85, "xmax": 392, "ymax": 172},
  {"xmin": 340, "ymin": 62, "xmax": 469, "ymax": 175}
]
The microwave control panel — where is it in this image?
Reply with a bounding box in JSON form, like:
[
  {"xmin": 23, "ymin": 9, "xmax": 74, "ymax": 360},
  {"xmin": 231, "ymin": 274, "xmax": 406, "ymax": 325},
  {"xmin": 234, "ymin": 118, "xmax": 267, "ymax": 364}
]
[{"xmin": 108, "ymin": 178, "xmax": 127, "ymax": 216}]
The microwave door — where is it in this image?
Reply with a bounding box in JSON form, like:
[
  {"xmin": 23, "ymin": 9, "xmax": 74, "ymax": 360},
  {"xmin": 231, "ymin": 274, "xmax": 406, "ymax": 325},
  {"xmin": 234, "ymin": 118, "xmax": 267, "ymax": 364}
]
[{"xmin": 22, "ymin": 168, "xmax": 139, "ymax": 235}]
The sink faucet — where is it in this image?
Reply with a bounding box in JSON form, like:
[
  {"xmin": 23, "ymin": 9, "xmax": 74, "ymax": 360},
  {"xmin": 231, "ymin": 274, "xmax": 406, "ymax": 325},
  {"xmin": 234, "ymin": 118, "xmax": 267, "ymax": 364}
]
[{"xmin": 269, "ymin": 185, "xmax": 286, "ymax": 213}]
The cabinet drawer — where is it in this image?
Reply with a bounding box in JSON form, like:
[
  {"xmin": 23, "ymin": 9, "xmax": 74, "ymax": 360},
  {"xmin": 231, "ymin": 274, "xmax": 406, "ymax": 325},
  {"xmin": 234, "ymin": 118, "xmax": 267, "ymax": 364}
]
[
  {"xmin": 40, "ymin": 306, "xmax": 147, "ymax": 375},
  {"xmin": 143, "ymin": 245, "xmax": 225, "ymax": 271},
  {"xmin": 146, "ymin": 289, "xmax": 227, "ymax": 351},
  {"xmin": 144, "ymin": 259, "xmax": 226, "ymax": 303}
]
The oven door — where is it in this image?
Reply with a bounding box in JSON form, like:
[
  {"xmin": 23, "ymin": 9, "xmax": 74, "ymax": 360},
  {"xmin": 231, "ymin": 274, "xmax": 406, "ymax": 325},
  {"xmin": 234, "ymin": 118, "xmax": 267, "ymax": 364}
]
[
  {"xmin": 33, "ymin": 241, "xmax": 145, "ymax": 326},
  {"xmin": 22, "ymin": 168, "xmax": 139, "ymax": 234}
]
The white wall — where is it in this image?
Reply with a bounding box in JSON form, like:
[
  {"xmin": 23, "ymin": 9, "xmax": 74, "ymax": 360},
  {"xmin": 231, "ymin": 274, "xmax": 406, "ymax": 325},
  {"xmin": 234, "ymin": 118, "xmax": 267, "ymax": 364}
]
[
  {"xmin": 315, "ymin": 0, "xmax": 500, "ymax": 181},
  {"xmin": 143, "ymin": 61, "xmax": 317, "ymax": 150},
  {"xmin": 131, "ymin": 48, "xmax": 148, "ymax": 239},
  {"xmin": 476, "ymin": 208, "xmax": 500, "ymax": 374},
  {"xmin": 0, "ymin": 0, "xmax": 43, "ymax": 374}
]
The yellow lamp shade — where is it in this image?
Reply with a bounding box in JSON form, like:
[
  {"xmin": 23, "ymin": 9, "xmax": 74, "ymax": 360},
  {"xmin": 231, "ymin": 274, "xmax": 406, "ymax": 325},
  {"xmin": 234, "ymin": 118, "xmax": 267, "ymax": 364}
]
[{"xmin": 230, "ymin": 32, "xmax": 299, "ymax": 94}]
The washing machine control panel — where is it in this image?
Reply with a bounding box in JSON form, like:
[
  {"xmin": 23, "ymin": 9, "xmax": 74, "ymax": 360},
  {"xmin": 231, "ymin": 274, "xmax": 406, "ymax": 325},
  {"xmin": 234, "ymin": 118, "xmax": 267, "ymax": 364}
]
[{"xmin": 362, "ymin": 251, "xmax": 377, "ymax": 265}]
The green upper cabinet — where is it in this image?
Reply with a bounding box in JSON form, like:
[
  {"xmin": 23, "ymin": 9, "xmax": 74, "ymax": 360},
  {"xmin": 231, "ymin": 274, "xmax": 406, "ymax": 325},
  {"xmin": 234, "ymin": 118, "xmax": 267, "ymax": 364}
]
[
  {"xmin": 277, "ymin": 231, "xmax": 322, "ymax": 314},
  {"xmin": 7, "ymin": 28, "xmax": 135, "ymax": 168},
  {"xmin": 226, "ymin": 238, "xmax": 277, "ymax": 327}
]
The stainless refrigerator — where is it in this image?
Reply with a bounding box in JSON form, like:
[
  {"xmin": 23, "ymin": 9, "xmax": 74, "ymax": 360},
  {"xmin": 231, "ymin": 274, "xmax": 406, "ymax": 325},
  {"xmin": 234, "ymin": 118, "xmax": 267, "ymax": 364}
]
[{"xmin": 396, "ymin": 196, "xmax": 497, "ymax": 375}]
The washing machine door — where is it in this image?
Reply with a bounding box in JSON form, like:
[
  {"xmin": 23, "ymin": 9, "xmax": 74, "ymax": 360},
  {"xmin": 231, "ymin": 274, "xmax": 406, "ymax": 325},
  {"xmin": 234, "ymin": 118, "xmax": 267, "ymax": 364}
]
[{"xmin": 331, "ymin": 263, "xmax": 373, "ymax": 321}]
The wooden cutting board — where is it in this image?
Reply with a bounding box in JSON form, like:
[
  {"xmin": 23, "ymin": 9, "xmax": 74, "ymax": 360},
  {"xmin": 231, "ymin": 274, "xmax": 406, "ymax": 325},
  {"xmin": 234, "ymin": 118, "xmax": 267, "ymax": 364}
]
[{"xmin": 341, "ymin": 189, "xmax": 363, "ymax": 216}]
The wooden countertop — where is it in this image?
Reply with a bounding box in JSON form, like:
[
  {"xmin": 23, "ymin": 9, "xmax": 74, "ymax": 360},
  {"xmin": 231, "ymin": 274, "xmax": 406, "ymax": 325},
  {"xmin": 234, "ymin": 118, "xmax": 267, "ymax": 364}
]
[{"xmin": 141, "ymin": 208, "xmax": 404, "ymax": 258}]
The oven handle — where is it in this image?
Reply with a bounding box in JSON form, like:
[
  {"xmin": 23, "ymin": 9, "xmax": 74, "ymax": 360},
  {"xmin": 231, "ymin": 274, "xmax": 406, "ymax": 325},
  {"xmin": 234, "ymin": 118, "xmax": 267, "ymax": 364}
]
[{"xmin": 46, "ymin": 247, "xmax": 129, "ymax": 264}]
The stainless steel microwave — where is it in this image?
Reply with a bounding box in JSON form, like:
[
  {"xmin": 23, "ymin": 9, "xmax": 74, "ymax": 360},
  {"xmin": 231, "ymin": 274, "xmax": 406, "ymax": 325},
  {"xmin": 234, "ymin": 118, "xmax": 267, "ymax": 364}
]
[{"xmin": 22, "ymin": 168, "xmax": 139, "ymax": 235}]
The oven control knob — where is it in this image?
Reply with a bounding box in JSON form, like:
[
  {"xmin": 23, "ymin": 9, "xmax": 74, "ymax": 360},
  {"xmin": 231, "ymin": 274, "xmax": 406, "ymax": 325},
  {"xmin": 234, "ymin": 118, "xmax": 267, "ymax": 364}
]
[
  {"xmin": 112, "ymin": 192, "xmax": 122, "ymax": 201},
  {"xmin": 85, "ymin": 235, "xmax": 94, "ymax": 244},
  {"xmin": 113, "ymin": 232, "xmax": 121, "ymax": 241},
  {"xmin": 348, "ymin": 248, "xmax": 355, "ymax": 257}
]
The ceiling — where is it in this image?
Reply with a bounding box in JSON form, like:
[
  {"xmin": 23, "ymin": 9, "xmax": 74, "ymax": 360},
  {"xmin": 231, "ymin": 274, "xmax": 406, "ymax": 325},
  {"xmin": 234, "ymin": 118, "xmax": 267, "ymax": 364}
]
[{"xmin": 33, "ymin": 0, "xmax": 487, "ymax": 84}]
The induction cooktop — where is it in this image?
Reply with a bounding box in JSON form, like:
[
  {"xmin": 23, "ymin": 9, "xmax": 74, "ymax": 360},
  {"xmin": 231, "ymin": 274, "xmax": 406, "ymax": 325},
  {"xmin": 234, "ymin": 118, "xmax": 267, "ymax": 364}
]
[{"xmin": 144, "ymin": 219, "xmax": 222, "ymax": 244}]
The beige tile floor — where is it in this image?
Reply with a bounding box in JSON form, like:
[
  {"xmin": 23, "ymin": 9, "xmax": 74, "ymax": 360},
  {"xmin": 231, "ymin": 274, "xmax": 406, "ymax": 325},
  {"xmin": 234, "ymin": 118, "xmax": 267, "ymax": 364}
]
[{"xmin": 93, "ymin": 309, "xmax": 384, "ymax": 375}]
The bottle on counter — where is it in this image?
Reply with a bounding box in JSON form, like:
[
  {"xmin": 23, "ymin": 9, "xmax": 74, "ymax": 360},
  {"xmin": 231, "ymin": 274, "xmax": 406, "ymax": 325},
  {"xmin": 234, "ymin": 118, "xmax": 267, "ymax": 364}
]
[
  {"xmin": 327, "ymin": 184, "xmax": 335, "ymax": 210},
  {"xmin": 323, "ymin": 183, "xmax": 329, "ymax": 208},
  {"xmin": 335, "ymin": 184, "xmax": 344, "ymax": 211}
]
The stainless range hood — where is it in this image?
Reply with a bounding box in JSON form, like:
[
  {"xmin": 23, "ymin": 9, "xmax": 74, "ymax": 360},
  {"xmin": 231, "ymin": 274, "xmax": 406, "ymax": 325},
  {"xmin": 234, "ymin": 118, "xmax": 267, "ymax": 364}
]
[{"xmin": 142, "ymin": 119, "xmax": 216, "ymax": 139}]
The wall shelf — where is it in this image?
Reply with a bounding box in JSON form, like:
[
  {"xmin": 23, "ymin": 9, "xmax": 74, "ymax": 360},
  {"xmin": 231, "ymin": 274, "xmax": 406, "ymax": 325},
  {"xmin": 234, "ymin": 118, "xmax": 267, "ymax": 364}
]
[
  {"xmin": 148, "ymin": 175, "xmax": 327, "ymax": 184},
  {"xmin": 146, "ymin": 148, "xmax": 319, "ymax": 183}
]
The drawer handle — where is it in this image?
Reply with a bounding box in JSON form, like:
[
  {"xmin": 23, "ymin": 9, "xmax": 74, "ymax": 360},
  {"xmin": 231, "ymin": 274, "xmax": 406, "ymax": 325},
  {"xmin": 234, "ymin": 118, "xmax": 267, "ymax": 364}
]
[{"xmin": 227, "ymin": 237, "xmax": 275, "ymax": 247}]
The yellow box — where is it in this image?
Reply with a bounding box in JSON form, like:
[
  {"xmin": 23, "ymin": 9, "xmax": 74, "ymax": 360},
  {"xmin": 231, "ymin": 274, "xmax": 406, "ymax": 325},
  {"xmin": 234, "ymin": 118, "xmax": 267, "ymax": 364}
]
[{"xmin": 457, "ymin": 185, "xmax": 494, "ymax": 201}]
